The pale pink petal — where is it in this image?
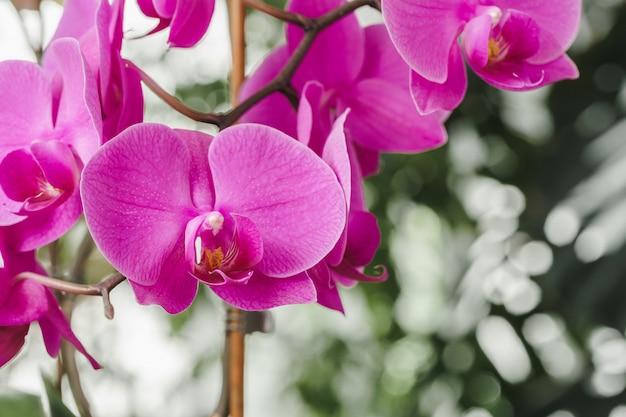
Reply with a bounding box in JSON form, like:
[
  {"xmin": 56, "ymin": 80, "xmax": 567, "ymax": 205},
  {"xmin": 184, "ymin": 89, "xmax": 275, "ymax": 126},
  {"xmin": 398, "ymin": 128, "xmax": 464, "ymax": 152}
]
[
  {"xmin": 210, "ymin": 124, "xmax": 346, "ymax": 277},
  {"xmin": 410, "ymin": 46, "xmax": 467, "ymax": 114},
  {"xmin": 382, "ymin": 0, "xmax": 468, "ymax": 83},
  {"xmin": 211, "ymin": 271, "xmax": 316, "ymax": 310}
]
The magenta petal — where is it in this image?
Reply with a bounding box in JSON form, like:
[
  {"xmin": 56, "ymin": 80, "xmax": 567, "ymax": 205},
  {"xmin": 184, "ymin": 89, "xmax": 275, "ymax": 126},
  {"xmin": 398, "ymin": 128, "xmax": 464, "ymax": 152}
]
[
  {"xmin": 0, "ymin": 325, "xmax": 29, "ymax": 367},
  {"xmin": 138, "ymin": 0, "xmax": 159, "ymax": 17},
  {"xmin": 82, "ymin": 124, "xmax": 197, "ymax": 286},
  {"xmin": 0, "ymin": 280, "xmax": 48, "ymax": 326},
  {"xmin": 211, "ymin": 271, "xmax": 316, "ymax": 310},
  {"xmin": 45, "ymin": 39, "xmax": 102, "ymax": 163},
  {"xmin": 382, "ymin": 0, "xmax": 467, "ymax": 83},
  {"xmin": 344, "ymin": 78, "xmax": 447, "ymax": 152},
  {"xmin": 473, "ymin": 53, "xmax": 579, "ymax": 91},
  {"xmin": 210, "ymin": 124, "xmax": 346, "ymax": 277},
  {"xmin": 168, "ymin": 0, "xmax": 215, "ymax": 47},
  {"xmin": 0, "ymin": 61, "xmax": 53, "ymax": 152},
  {"xmin": 497, "ymin": 0, "xmax": 581, "ymax": 62},
  {"xmin": 222, "ymin": 214, "xmax": 264, "ymax": 273},
  {"xmin": 462, "ymin": 14, "xmax": 493, "ymax": 69},
  {"xmin": 286, "ymin": 0, "xmax": 364, "ymax": 88},
  {"xmin": 8, "ymin": 190, "xmax": 83, "ymax": 251},
  {"xmin": 345, "ymin": 210, "xmax": 379, "ymax": 267},
  {"xmin": 128, "ymin": 245, "xmax": 199, "ymax": 314},
  {"xmin": 38, "ymin": 289, "xmax": 100, "ymax": 368},
  {"xmin": 0, "ymin": 149, "xmax": 45, "ymax": 203},
  {"xmin": 308, "ymin": 262, "xmax": 344, "ymax": 313},
  {"xmin": 494, "ymin": 10, "xmax": 540, "ymax": 62},
  {"xmin": 174, "ymin": 129, "xmax": 214, "ymax": 210},
  {"xmin": 410, "ymin": 46, "xmax": 467, "ymax": 114},
  {"xmin": 239, "ymin": 46, "xmax": 297, "ymax": 137},
  {"xmin": 31, "ymin": 141, "xmax": 80, "ymax": 190},
  {"xmin": 358, "ymin": 24, "xmax": 410, "ymax": 87}
]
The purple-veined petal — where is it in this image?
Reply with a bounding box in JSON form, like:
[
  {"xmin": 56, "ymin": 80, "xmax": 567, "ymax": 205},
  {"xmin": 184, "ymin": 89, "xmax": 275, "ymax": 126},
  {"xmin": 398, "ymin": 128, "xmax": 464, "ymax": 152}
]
[
  {"xmin": 239, "ymin": 45, "xmax": 297, "ymax": 137},
  {"xmin": 211, "ymin": 271, "xmax": 316, "ymax": 311},
  {"xmin": 472, "ymin": 53, "xmax": 579, "ymax": 91},
  {"xmin": 0, "ymin": 61, "xmax": 53, "ymax": 153},
  {"xmin": 286, "ymin": 0, "xmax": 364, "ymax": 89},
  {"xmin": 308, "ymin": 262, "xmax": 344, "ymax": 313},
  {"xmin": 492, "ymin": 10, "xmax": 540, "ymax": 62},
  {"xmin": 410, "ymin": 45, "xmax": 467, "ymax": 114},
  {"xmin": 382, "ymin": 0, "xmax": 469, "ymax": 83},
  {"xmin": 210, "ymin": 124, "xmax": 346, "ymax": 277},
  {"xmin": 0, "ymin": 325, "xmax": 29, "ymax": 367},
  {"xmin": 343, "ymin": 78, "xmax": 447, "ymax": 152},
  {"xmin": 0, "ymin": 149, "xmax": 48, "ymax": 205},
  {"xmin": 31, "ymin": 140, "xmax": 81, "ymax": 191},
  {"xmin": 81, "ymin": 124, "xmax": 199, "ymax": 287}
]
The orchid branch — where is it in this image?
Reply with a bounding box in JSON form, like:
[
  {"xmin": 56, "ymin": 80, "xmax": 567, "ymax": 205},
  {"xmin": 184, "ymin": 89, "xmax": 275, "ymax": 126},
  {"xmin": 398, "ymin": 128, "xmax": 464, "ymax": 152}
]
[
  {"xmin": 242, "ymin": 0, "xmax": 311, "ymax": 27},
  {"xmin": 14, "ymin": 272, "xmax": 126, "ymax": 319},
  {"xmin": 132, "ymin": 0, "xmax": 378, "ymax": 130}
]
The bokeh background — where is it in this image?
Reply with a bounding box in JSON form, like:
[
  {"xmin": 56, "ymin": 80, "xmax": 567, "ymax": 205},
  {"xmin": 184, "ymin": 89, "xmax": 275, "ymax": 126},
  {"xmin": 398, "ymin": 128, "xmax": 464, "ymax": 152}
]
[{"xmin": 2, "ymin": 0, "xmax": 626, "ymax": 416}]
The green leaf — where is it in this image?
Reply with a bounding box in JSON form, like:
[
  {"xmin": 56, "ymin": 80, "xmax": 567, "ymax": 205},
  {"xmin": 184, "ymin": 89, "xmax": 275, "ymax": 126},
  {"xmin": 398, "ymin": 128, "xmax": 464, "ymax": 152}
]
[
  {"xmin": 0, "ymin": 387, "xmax": 45, "ymax": 417},
  {"xmin": 42, "ymin": 376, "xmax": 77, "ymax": 417}
]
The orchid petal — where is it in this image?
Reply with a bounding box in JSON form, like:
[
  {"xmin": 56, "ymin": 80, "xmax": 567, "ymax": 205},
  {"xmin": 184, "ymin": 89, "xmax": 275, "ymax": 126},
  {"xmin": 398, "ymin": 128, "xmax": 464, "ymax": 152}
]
[
  {"xmin": 462, "ymin": 14, "xmax": 493, "ymax": 69},
  {"xmin": 168, "ymin": 0, "xmax": 215, "ymax": 48},
  {"xmin": 39, "ymin": 289, "xmax": 100, "ymax": 368},
  {"xmin": 211, "ymin": 271, "xmax": 316, "ymax": 310},
  {"xmin": 210, "ymin": 124, "xmax": 346, "ymax": 277},
  {"xmin": 82, "ymin": 124, "xmax": 198, "ymax": 286},
  {"xmin": 344, "ymin": 78, "xmax": 447, "ymax": 152},
  {"xmin": 0, "ymin": 280, "xmax": 48, "ymax": 326},
  {"xmin": 286, "ymin": 0, "xmax": 364, "ymax": 88},
  {"xmin": 497, "ymin": 0, "xmax": 581, "ymax": 62},
  {"xmin": 382, "ymin": 0, "xmax": 468, "ymax": 83},
  {"xmin": 308, "ymin": 262, "xmax": 344, "ymax": 313},
  {"xmin": 0, "ymin": 61, "xmax": 53, "ymax": 153},
  {"xmin": 0, "ymin": 325, "xmax": 29, "ymax": 367},
  {"xmin": 472, "ymin": 52, "xmax": 579, "ymax": 91},
  {"xmin": 410, "ymin": 46, "xmax": 467, "ymax": 115},
  {"xmin": 358, "ymin": 24, "xmax": 410, "ymax": 87}
]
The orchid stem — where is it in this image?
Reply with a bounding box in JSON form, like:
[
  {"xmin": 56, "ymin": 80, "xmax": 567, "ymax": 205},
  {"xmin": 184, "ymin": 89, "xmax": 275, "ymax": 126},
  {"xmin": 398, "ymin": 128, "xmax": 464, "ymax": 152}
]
[
  {"xmin": 14, "ymin": 272, "xmax": 126, "ymax": 319},
  {"xmin": 227, "ymin": 307, "xmax": 245, "ymax": 417}
]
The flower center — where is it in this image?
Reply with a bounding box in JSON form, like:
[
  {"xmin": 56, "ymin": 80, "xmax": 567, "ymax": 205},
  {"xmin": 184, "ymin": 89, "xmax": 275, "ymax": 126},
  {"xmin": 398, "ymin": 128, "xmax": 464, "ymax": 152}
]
[{"xmin": 201, "ymin": 247, "xmax": 224, "ymax": 271}]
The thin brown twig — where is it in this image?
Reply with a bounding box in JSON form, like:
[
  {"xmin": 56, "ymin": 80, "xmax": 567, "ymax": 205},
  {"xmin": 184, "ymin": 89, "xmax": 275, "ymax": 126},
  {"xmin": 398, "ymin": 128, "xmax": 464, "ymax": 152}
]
[
  {"xmin": 243, "ymin": 0, "xmax": 311, "ymax": 26},
  {"xmin": 227, "ymin": 307, "xmax": 245, "ymax": 417},
  {"xmin": 14, "ymin": 272, "xmax": 126, "ymax": 319}
]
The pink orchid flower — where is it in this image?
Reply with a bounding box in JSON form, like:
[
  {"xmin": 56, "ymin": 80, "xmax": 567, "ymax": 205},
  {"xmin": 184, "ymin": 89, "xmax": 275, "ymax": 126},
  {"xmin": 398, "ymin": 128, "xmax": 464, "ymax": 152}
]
[
  {"xmin": 297, "ymin": 82, "xmax": 386, "ymax": 313},
  {"xmin": 0, "ymin": 232, "xmax": 99, "ymax": 368},
  {"xmin": 240, "ymin": 0, "xmax": 447, "ymax": 177},
  {"xmin": 81, "ymin": 123, "xmax": 346, "ymax": 313},
  {"xmin": 382, "ymin": 0, "xmax": 581, "ymax": 114},
  {"xmin": 0, "ymin": 39, "xmax": 101, "ymax": 251},
  {"xmin": 48, "ymin": 0, "xmax": 143, "ymax": 140},
  {"xmin": 137, "ymin": 0, "xmax": 215, "ymax": 47}
]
